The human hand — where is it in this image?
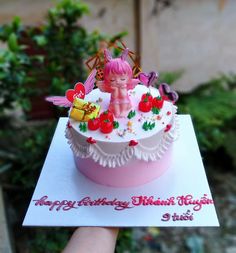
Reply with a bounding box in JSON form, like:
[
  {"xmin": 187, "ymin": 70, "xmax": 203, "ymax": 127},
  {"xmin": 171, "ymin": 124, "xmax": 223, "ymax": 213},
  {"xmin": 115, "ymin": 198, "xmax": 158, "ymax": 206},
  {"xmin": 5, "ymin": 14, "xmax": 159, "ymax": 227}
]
[{"xmin": 62, "ymin": 227, "xmax": 119, "ymax": 253}]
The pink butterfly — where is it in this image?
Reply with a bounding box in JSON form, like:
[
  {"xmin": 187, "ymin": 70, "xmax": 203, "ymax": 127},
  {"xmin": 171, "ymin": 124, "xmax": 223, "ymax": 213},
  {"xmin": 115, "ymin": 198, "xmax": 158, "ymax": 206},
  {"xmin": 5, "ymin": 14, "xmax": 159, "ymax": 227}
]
[{"xmin": 46, "ymin": 69, "xmax": 97, "ymax": 107}]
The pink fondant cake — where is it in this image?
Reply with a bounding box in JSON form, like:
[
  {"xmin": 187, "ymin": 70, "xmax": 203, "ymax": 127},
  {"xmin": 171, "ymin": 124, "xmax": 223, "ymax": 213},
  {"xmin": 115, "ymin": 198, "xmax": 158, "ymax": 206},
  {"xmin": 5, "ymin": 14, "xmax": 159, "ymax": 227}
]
[{"xmin": 47, "ymin": 47, "xmax": 179, "ymax": 187}]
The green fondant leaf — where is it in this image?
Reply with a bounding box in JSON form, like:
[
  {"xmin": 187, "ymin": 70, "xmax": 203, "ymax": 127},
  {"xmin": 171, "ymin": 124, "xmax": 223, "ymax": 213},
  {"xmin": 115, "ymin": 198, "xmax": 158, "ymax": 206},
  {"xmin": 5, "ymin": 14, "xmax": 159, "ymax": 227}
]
[
  {"xmin": 79, "ymin": 122, "xmax": 87, "ymax": 132},
  {"xmin": 152, "ymin": 107, "xmax": 160, "ymax": 114},
  {"xmin": 113, "ymin": 121, "xmax": 119, "ymax": 129},
  {"xmin": 142, "ymin": 121, "xmax": 155, "ymax": 131},
  {"xmin": 127, "ymin": 110, "xmax": 136, "ymax": 119}
]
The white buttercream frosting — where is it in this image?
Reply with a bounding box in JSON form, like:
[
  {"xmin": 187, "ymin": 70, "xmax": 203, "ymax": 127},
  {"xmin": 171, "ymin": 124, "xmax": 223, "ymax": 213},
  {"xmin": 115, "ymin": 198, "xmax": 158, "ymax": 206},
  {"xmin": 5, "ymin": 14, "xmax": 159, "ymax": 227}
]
[{"xmin": 65, "ymin": 85, "xmax": 179, "ymax": 168}]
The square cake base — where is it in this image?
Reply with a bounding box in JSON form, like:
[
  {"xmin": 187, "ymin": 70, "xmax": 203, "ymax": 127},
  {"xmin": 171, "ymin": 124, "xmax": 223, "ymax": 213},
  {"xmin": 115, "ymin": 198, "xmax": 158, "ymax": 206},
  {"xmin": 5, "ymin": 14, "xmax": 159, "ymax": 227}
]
[{"xmin": 23, "ymin": 116, "xmax": 219, "ymax": 227}]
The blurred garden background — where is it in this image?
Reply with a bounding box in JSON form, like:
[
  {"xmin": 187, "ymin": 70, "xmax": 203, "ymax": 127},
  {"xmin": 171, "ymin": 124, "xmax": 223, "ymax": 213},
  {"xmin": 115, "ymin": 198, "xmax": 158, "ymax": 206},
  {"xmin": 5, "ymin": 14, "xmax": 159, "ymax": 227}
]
[{"xmin": 0, "ymin": 0, "xmax": 235, "ymax": 252}]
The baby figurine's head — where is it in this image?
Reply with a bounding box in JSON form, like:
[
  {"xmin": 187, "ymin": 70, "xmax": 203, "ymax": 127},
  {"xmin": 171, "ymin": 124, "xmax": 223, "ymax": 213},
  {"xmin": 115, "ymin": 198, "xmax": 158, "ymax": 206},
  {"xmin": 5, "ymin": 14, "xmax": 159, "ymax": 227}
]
[{"xmin": 103, "ymin": 49, "xmax": 133, "ymax": 86}]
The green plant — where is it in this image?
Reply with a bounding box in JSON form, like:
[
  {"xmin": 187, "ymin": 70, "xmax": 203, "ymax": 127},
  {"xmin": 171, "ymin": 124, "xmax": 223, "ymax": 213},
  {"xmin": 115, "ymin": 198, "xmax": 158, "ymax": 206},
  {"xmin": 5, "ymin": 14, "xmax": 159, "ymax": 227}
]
[
  {"xmin": 28, "ymin": 228, "xmax": 72, "ymax": 253},
  {"xmin": 0, "ymin": 120, "xmax": 56, "ymax": 188},
  {"xmin": 116, "ymin": 228, "xmax": 135, "ymax": 253},
  {"xmin": 0, "ymin": 17, "xmax": 35, "ymax": 113},
  {"xmin": 178, "ymin": 73, "xmax": 236, "ymax": 169},
  {"xmin": 0, "ymin": 0, "xmax": 126, "ymax": 118},
  {"xmin": 42, "ymin": 0, "xmax": 103, "ymax": 95}
]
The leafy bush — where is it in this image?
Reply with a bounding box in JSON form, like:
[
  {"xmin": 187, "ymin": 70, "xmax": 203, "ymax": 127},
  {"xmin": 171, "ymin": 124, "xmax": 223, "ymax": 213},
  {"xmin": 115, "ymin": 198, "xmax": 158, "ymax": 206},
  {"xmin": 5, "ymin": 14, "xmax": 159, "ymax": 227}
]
[
  {"xmin": 156, "ymin": 71, "xmax": 236, "ymax": 171},
  {"xmin": 178, "ymin": 73, "xmax": 236, "ymax": 169},
  {"xmin": 0, "ymin": 120, "xmax": 56, "ymax": 187},
  {"xmin": 28, "ymin": 228, "xmax": 72, "ymax": 253},
  {"xmin": 0, "ymin": 17, "xmax": 33, "ymax": 112},
  {"xmin": 0, "ymin": 0, "xmax": 126, "ymax": 117}
]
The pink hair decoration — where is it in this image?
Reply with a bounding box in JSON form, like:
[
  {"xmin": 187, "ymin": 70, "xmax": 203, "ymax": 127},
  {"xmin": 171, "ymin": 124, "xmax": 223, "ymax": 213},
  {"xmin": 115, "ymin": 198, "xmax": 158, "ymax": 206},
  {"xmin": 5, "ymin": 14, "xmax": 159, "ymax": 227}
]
[
  {"xmin": 103, "ymin": 51, "xmax": 133, "ymax": 83},
  {"xmin": 104, "ymin": 48, "xmax": 113, "ymax": 62},
  {"xmin": 96, "ymin": 49, "xmax": 140, "ymax": 118},
  {"xmin": 120, "ymin": 48, "xmax": 129, "ymax": 61}
]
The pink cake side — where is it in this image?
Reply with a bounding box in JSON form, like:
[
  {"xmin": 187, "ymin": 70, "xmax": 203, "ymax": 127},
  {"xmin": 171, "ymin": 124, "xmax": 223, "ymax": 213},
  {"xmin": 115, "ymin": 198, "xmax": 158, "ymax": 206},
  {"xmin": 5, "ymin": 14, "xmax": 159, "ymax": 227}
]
[{"xmin": 74, "ymin": 145, "xmax": 173, "ymax": 187}]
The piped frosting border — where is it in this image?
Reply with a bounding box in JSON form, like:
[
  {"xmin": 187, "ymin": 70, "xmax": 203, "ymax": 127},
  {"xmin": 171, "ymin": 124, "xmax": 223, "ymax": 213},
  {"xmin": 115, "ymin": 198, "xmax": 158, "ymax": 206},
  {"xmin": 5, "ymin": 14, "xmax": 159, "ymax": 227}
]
[{"xmin": 65, "ymin": 114, "xmax": 179, "ymax": 168}]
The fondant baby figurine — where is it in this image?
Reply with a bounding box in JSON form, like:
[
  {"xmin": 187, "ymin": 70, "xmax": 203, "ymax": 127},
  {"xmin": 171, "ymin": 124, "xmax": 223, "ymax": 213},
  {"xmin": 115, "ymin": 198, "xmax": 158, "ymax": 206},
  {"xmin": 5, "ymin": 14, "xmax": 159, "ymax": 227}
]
[{"xmin": 96, "ymin": 48, "xmax": 140, "ymax": 118}]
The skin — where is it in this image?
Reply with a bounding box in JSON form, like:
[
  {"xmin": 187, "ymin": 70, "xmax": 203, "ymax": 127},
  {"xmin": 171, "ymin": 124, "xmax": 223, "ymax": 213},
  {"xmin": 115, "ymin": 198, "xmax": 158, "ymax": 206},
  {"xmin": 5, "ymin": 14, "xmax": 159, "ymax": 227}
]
[
  {"xmin": 109, "ymin": 74, "xmax": 130, "ymax": 117},
  {"xmin": 62, "ymin": 227, "xmax": 119, "ymax": 253},
  {"xmin": 96, "ymin": 73, "xmax": 133, "ymax": 118}
]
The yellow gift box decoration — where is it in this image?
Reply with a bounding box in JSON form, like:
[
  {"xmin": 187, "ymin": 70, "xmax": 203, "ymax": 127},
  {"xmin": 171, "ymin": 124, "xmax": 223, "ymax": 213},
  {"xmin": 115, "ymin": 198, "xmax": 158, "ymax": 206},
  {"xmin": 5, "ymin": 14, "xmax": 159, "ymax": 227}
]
[{"xmin": 70, "ymin": 98, "xmax": 100, "ymax": 122}]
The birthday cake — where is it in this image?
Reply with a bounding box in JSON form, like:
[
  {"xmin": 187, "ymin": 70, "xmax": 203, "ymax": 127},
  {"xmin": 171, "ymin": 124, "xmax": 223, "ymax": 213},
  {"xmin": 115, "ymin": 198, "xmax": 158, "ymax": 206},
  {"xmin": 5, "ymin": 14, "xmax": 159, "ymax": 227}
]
[{"xmin": 47, "ymin": 48, "xmax": 179, "ymax": 187}]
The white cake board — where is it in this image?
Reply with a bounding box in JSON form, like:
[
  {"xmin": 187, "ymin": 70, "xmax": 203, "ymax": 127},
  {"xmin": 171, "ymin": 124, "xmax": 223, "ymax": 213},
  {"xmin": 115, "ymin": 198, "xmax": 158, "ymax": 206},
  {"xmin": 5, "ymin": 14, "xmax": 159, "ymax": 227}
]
[{"xmin": 23, "ymin": 116, "xmax": 219, "ymax": 227}]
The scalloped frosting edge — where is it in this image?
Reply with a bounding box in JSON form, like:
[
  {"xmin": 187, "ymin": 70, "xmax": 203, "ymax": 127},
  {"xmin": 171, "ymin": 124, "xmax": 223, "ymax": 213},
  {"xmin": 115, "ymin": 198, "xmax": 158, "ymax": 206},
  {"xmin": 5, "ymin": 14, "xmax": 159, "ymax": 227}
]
[{"xmin": 65, "ymin": 115, "xmax": 179, "ymax": 168}]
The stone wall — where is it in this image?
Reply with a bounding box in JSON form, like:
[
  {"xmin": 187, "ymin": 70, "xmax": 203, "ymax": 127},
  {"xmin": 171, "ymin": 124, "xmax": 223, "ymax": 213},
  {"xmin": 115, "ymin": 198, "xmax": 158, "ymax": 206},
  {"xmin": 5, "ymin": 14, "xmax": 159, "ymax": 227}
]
[{"xmin": 141, "ymin": 0, "xmax": 236, "ymax": 91}]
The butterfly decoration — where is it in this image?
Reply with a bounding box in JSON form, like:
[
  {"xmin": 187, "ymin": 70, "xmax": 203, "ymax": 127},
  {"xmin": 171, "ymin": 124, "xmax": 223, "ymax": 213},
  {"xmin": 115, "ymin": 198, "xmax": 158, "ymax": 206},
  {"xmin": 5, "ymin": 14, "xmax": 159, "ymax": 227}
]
[
  {"xmin": 158, "ymin": 83, "xmax": 179, "ymax": 103},
  {"xmin": 46, "ymin": 69, "xmax": 97, "ymax": 107},
  {"xmin": 138, "ymin": 71, "xmax": 158, "ymax": 87}
]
